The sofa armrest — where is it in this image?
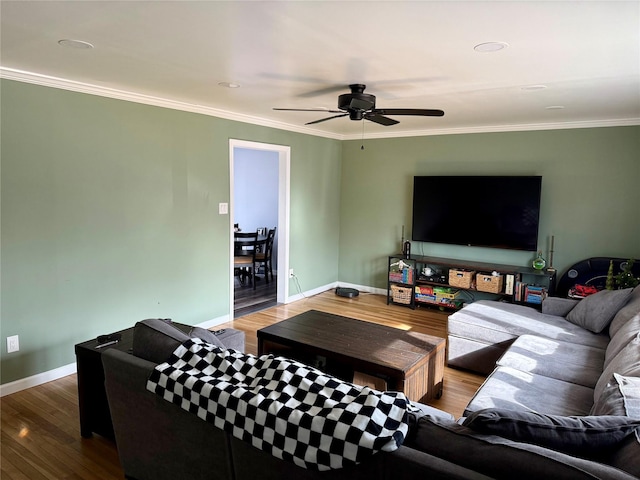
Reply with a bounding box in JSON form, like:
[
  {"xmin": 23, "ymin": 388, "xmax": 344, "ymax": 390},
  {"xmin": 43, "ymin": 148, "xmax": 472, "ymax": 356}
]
[
  {"xmin": 541, "ymin": 297, "xmax": 579, "ymax": 317},
  {"xmin": 215, "ymin": 328, "xmax": 245, "ymax": 352}
]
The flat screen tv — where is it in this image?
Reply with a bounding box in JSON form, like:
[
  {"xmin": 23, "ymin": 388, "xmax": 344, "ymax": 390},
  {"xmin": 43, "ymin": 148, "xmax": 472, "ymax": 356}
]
[{"xmin": 411, "ymin": 176, "xmax": 542, "ymax": 251}]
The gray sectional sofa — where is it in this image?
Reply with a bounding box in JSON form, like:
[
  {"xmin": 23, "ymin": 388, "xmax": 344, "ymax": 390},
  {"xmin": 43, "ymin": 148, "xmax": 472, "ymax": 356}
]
[
  {"xmin": 102, "ymin": 286, "xmax": 640, "ymax": 480},
  {"xmin": 435, "ymin": 285, "xmax": 640, "ymax": 478}
]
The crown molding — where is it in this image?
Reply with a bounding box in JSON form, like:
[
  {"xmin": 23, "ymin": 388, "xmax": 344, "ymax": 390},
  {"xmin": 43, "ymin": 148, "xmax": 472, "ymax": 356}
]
[
  {"xmin": 2, "ymin": 67, "xmax": 638, "ymax": 140},
  {"xmin": 341, "ymin": 117, "xmax": 640, "ymax": 140},
  {"xmin": 0, "ymin": 67, "xmax": 344, "ymax": 140}
]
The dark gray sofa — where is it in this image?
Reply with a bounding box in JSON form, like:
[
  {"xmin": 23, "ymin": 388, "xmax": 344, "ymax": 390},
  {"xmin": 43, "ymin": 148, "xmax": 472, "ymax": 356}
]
[
  {"xmin": 103, "ymin": 297, "xmax": 640, "ymax": 480},
  {"xmin": 102, "ymin": 318, "xmax": 490, "ymax": 480},
  {"xmin": 439, "ymin": 285, "xmax": 640, "ymax": 478}
]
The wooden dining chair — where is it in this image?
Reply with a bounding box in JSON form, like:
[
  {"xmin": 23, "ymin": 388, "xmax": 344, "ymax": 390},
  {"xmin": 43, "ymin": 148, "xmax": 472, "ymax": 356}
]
[
  {"xmin": 254, "ymin": 228, "xmax": 276, "ymax": 284},
  {"xmin": 234, "ymin": 231, "xmax": 258, "ymax": 289}
]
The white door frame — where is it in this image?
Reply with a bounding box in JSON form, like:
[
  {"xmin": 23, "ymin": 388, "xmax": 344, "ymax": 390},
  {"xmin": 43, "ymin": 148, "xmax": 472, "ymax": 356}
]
[{"xmin": 229, "ymin": 139, "xmax": 290, "ymax": 317}]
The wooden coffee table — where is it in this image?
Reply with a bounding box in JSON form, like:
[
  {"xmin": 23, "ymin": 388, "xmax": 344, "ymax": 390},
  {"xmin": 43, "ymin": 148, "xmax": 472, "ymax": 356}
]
[{"xmin": 257, "ymin": 310, "xmax": 445, "ymax": 402}]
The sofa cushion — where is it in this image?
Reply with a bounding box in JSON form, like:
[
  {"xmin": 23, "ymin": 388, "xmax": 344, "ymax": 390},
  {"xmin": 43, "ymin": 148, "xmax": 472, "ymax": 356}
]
[
  {"xmin": 594, "ymin": 336, "xmax": 640, "ymax": 403},
  {"xmin": 617, "ymin": 374, "xmax": 640, "ymax": 418},
  {"xmin": 213, "ymin": 328, "xmax": 246, "ymax": 352},
  {"xmin": 592, "ymin": 373, "xmax": 640, "ymax": 417},
  {"xmin": 448, "ymin": 300, "xmax": 609, "ymax": 349},
  {"xmin": 406, "ymin": 414, "xmax": 637, "ymax": 480},
  {"xmin": 566, "ymin": 288, "xmax": 633, "ymax": 334},
  {"xmin": 590, "ymin": 373, "xmax": 640, "ymax": 478},
  {"xmin": 496, "ymin": 335, "xmax": 604, "ymax": 388},
  {"xmin": 188, "ymin": 326, "xmax": 226, "ymax": 349},
  {"xmin": 609, "ymin": 285, "xmax": 640, "ymax": 338},
  {"xmin": 464, "ymin": 366, "xmax": 595, "ymax": 417},
  {"xmin": 132, "ymin": 320, "xmax": 241, "ymax": 364},
  {"xmin": 606, "ymin": 315, "xmax": 640, "ymax": 366},
  {"xmin": 592, "ymin": 375, "xmax": 629, "ymax": 416},
  {"xmin": 447, "ymin": 335, "xmax": 509, "ymax": 375},
  {"xmin": 541, "ymin": 297, "xmax": 579, "ymax": 317},
  {"xmin": 462, "ymin": 408, "xmax": 640, "ymax": 455},
  {"xmin": 133, "ymin": 319, "xmax": 190, "ymax": 363}
]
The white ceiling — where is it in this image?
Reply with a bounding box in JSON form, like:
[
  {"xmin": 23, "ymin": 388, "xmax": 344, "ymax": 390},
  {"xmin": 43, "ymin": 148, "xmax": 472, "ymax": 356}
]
[{"xmin": 1, "ymin": 1, "xmax": 639, "ymax": 139}]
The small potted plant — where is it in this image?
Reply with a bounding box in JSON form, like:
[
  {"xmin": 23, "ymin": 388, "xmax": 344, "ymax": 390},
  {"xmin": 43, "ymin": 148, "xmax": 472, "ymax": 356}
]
[{"xmin": 615, "ymin": 259, "xmax": 639, "ymax": 289}]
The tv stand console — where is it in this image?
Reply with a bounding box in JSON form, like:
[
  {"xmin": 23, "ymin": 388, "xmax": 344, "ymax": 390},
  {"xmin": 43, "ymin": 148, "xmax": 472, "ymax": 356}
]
[{"xmin": 387, "ymin": 254, "xmax": 556, "ymax": 310}]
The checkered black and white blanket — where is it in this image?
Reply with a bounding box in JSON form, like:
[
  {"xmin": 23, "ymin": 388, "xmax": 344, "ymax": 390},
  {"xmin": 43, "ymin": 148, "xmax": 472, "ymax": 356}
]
[{"xmin": 146, "ymin": 338, "xmax": 410, "ymax": 470}]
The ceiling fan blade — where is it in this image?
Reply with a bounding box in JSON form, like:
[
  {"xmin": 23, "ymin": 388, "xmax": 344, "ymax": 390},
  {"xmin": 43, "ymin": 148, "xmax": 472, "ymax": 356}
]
[
  {"xmin": 273, "ymin": 108, "xmax": 343, "ymax": 113},
  {"xmin": 364, "ymin": 113, "xmax": 399, "ymax": 126},
  {"xmin": 373, "ymin": 108, "xmax": 445, "ymax": 117},
  {"xmin": 350, "ymin": 98, "xmax": 375, "ymax": 111},
  {"xmin": 305, "ymin": 114, "xmax": 349, "ymax": 125},
  {"xmin": 298, "ymin": 85, "xmax": 350, "ymax": 98}
]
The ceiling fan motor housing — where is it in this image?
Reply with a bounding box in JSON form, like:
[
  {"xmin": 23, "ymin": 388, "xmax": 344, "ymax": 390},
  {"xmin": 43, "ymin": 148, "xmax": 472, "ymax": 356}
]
[{"xmin": 338, "ymin": 84, "xmax": 376, "ymax": 120}]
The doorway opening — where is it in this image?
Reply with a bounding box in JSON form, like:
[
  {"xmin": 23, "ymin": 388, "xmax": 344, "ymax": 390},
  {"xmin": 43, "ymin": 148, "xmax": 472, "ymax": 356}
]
[{"xmin": 229, "ymin": 140, "xmax": 290, "ymax": 318}]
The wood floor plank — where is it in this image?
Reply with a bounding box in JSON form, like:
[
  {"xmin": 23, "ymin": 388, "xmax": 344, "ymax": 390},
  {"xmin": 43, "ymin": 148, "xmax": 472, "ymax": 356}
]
[{"xmin": 1, "ymin": 290, "xmax": 485, "ymax": 479}]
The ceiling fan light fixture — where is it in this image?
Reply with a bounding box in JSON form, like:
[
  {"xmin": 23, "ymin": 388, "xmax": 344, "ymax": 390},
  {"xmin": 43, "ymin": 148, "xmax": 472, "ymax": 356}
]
[
  {"xmin": 474, "ymin": 41, "xmax": 509, "ymax": 53},
  {"xmin": 58, "ymin": 39, "xmax": 94, "ymax": 50}
]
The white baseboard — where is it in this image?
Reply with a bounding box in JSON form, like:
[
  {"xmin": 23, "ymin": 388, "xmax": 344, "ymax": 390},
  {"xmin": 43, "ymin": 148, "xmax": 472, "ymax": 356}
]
[
  {"xmin": 0, "ymin": 314, "xmax": 231, "ymax": 398},
  {"xmin": 288, "ymin": 282, "xmax": 386, "ymax": 302},
  {"xmin": 196, "ymin": 313, "xmax": 232, "ymax": 329},
  {"xmin": 0, "ymin": 363, "xmax": 77, "ymax": 397},
  {"xmin": 286, "ymin": 281, "xmax": 339, "ymax": 303},
  {"xmin": 0, "ymin": 284, "xmax": 382, "ymax": 397},
  {"xmin": 336, "ymin": 282, "xmax": 387, "ymax": 296}
]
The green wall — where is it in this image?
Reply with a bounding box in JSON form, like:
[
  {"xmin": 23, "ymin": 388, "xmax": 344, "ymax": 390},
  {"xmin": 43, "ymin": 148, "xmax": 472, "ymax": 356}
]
[
  {"xmin": 339, "ymin": 127, "xmax": 640, "ymax": 288},
  {"xmin": 2, "ymin": 78, "xmax": 639, "ymax": 387},
  {"xmin": 1, "ymin": 79, "xmax": 342, "ymax": 384}
]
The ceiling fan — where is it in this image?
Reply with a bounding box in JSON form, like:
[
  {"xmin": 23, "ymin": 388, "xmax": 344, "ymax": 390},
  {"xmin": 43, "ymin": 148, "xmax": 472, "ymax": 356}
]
[{"xmin": 273, "ymin": 84, "xmax": 444, "ymax": 126}]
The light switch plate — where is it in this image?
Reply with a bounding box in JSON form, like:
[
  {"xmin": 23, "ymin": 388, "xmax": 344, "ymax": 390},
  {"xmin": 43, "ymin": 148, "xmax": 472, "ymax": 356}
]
[{"xmin": 218, "ymin": 203, "xmax": 228, "ymax": 215}]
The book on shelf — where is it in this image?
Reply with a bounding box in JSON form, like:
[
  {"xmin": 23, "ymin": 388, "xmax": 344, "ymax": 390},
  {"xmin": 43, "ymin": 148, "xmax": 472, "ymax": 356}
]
[
  {"xmin": 504, "ymin": 274, "xmax": 515, "ymax": 295},
  {"xmin": 389, "ymin": 267, "xmax": 414, "ymax": 284},
  {"xmin": 514, "ymin": 282, "xmax": 546, "ymax": 302},
  {"xmin": 515, "ymin": 281, "xmax": 523, "ymax": 302},
  {"xmin": 414, "ymin": 293, "xmax": 460, "ymax": 309}
]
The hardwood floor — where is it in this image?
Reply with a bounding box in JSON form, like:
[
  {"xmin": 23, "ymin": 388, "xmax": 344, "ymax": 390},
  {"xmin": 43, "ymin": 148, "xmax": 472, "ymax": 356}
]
[
  {"xmin": 0, "ymin": 290, "xmax": 484, "ymax": 480},
  {"xmin": 234, "ymin": 273, "xmax": 278, "ymax": 316}
]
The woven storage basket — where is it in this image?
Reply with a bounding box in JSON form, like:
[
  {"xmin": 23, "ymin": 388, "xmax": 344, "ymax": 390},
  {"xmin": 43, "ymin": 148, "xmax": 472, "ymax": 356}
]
[
  {"xmin": 476, "ymin": 273, "xmax": 504, "ymax": 293},
  {"xmin": 390, "ymin": 284, "xmax": 412, "ymax": 304},
  {"xmin": 448, "ymin": 269, "xmax": 475, "ymax": 288}
]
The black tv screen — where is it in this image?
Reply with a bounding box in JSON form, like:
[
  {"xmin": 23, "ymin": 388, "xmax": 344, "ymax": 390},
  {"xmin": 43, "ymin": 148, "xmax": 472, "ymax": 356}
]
[{"xmin": 411, "ymin": 176, "xmax": 542, "ymax": 251}]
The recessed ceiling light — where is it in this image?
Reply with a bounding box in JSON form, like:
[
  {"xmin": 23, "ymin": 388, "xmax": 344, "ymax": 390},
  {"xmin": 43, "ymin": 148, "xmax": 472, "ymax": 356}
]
[
  {"xmin": 474, "ymin": 42, "xmax": 509, "ymax": 53},
  {"xmin": 545, "ymin": 105, "xmax": 565, "ymax": 110},
  {"xmin": 58, "ymin": 39, "xmax": 94, "ymax": 49},
  {"xmin": 218, "ymin": 82, "xmax": 241, "ymax": 88},
  {"xmin": 521, "ymin": 85, "xmax": 548, "ymax": 91}
]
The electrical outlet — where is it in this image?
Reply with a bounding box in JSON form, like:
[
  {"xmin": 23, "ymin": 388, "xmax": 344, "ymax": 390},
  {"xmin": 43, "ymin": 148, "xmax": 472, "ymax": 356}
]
[
  {"xmin": 289, "ymin": 269, "xmax": 294, "ymax": 278},
  {"xmin": 7, "ymin": 335, "xmax": 19, "ymax": 353}
]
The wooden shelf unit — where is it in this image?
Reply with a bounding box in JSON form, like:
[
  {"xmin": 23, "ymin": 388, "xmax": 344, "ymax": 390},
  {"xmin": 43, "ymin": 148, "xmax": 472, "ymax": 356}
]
[{"xmin": 387, "ymin": 254, "xmax": 556, "ymax": 310}]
